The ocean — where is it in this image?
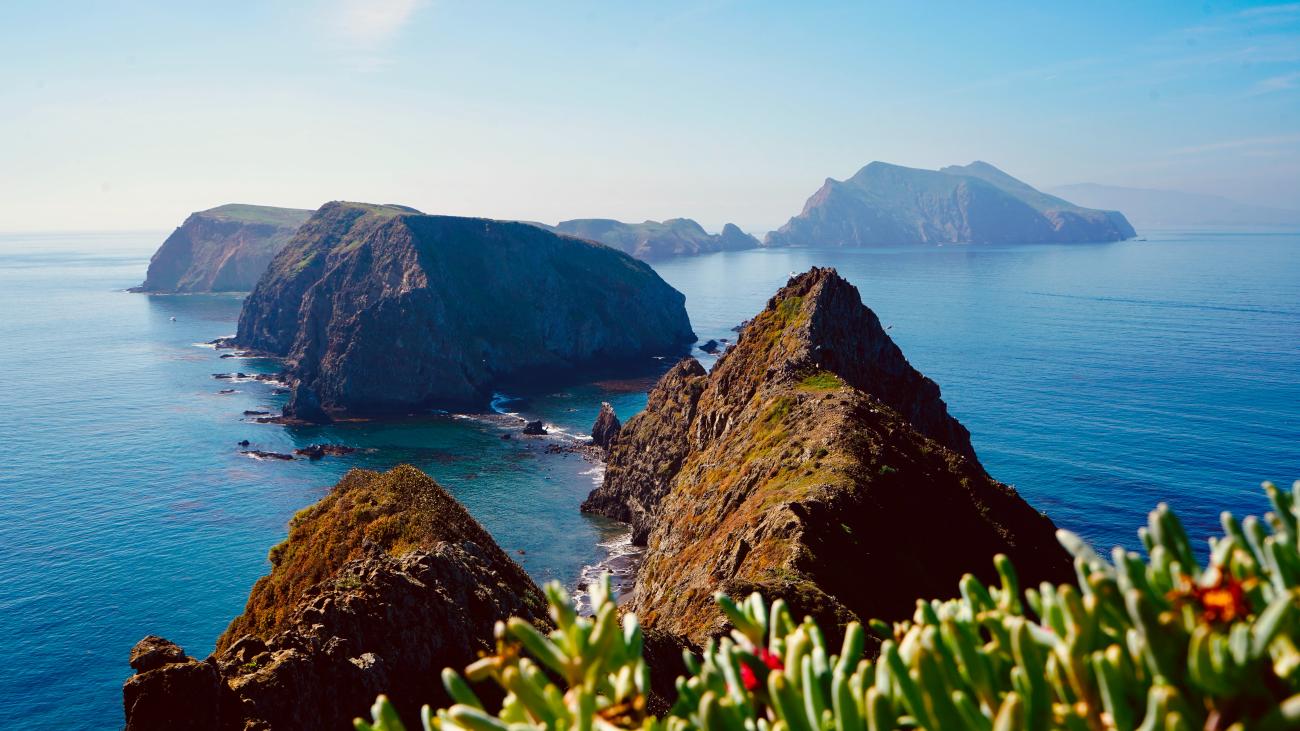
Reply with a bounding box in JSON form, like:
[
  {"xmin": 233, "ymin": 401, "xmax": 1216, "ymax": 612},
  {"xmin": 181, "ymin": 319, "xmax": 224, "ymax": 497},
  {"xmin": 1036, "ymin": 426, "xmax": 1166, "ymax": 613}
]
[{"xmin": 0, "ymin": 229, "xmax": 1296, "ymax": 726}]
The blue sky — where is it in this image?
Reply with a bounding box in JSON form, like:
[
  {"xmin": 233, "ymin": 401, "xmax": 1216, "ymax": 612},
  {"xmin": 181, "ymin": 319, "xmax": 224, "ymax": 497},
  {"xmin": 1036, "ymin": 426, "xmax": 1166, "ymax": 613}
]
[{"xmin": 1, "ymin": 1, "xmax": 1297, "ymax": 231}]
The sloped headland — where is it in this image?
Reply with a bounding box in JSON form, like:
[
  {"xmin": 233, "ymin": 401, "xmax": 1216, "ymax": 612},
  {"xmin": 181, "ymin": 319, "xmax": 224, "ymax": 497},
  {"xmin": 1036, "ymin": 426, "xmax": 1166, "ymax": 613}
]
[
  {"xmin": 132, "ymin": 204, "xmax": 312, "ymax": 293},
  {"xmin": 766, "ymin": 161, "xmax": 1135, "ymax": 247},
  {"xmin": 235, "ymin": 201, "xmax": 696, "ymax": 422}
]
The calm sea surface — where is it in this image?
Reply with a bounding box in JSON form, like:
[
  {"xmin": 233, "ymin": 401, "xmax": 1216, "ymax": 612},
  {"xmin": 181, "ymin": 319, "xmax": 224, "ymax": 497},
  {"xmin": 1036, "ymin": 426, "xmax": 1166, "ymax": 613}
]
[{"xmin": 1, "ymin": 229, "xmax": 1297, "ymax": 725}]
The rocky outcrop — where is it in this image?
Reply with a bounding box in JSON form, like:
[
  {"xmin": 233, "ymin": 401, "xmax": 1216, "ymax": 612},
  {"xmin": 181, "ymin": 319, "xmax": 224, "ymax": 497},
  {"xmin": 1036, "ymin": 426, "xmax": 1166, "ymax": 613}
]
[
  {"xmin": 545, "ymin": 218, "xmax": 760, "ymax": 260},
  {"xmin": 590, "ymin": 402, "xmax": 622, "ymax": 450},
  {"xmin": 132, "ymin": 204, "xmax": 312, "ymax": 292},
  {"xmin": 124, "ymin": 465, "xmax": 546, "ymax": 730},
  {"xmin": 581, "ymin": 358, "xmax": 707, "ymax": 544},
  {"xmin": 236, "ymin": 202, "xmax": 696, "ymax": 422},
  {"xmin": 585, "ymin": 268, "xmax": 1072, "ymax": 645},
  {"xmin": 766, "ymin": 161, "xmax": 1134, "ymax": 248}
]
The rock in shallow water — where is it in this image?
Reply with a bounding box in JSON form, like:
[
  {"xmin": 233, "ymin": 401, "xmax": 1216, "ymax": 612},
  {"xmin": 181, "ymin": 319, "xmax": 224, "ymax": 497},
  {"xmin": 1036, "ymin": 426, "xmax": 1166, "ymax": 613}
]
[{"xmin": 590, "ymin": 401, "xmax": 622, "ymax": 450}]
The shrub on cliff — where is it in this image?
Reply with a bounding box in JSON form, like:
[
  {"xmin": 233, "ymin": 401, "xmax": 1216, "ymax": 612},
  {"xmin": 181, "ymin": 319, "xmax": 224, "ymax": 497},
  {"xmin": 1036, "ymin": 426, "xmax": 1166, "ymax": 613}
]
[{"xmin": 360, "ymin": 481, "xmax": 1300, "ymax": 731}]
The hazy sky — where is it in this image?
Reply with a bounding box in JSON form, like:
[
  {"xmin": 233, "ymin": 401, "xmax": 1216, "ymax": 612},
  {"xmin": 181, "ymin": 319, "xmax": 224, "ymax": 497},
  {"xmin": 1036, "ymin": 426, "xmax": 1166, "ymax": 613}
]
[{"xmin": 2, "ymin": 1, "xmax": 1298, "ymax": 232}]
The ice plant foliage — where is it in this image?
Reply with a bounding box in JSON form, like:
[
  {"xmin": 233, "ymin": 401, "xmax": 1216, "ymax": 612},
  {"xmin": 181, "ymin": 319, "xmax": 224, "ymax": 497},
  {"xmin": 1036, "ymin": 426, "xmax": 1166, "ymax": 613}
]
[{"xmin": 358, "ymin": 482, "xmax": 1300, "ymax": 731}]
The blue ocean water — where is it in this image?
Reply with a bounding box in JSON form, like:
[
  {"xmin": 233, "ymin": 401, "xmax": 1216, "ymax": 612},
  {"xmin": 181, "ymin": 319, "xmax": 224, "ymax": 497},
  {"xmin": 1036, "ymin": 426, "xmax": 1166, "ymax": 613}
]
[{"xmin": 1, "ymin": 229, "xmax": 1297, "ymax": 726}]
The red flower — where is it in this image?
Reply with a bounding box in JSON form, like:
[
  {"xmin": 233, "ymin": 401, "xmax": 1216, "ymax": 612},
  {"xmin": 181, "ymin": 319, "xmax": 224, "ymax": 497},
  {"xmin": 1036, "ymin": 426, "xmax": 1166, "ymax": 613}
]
[
  {"xmin": 759, "ymin": 648, "xmax": 784, "ymax": 671},
  {"xmin": 739, "ymin": 663, "xmax": 759, "ymax": 691}
]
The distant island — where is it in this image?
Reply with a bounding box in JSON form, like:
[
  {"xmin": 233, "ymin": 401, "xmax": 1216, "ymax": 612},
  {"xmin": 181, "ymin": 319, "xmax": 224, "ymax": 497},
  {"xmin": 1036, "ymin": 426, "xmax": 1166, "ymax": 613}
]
[
  {"xmin": 236, "ymin": 201, "xmax": 696, "ymax": 422},
  {"xmin": 1048, "ymin": 183, "xmax": 1300, "ymax": 228},
  {"xmin": 130, "ymin": 204, "xmax": 312, "ymax": 293},
  {"xmin": 537, "ymin": 218, "xmax": 760, "ymax": 260},
  {"xmin": 765, "ymin": 161, "xmax": 1135, "ymax": 247}
]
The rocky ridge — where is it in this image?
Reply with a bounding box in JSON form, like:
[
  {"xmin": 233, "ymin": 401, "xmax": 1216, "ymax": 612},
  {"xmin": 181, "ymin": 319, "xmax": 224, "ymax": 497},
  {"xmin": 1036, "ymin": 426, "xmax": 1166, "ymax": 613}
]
[
  {"xmin": 235, "ymin": 202, "xmax": 696, "ymax": 421},
  {"xmin": 123, "ymin": 465, "xmax": 546, "ymax": 729},
  {"xmin": 132, "ymin": 204, "xmax": 312, "ymax": 292},
  {"xmin": 584, "ymin": 268, "xmax": 1073, "ymax": 644}
]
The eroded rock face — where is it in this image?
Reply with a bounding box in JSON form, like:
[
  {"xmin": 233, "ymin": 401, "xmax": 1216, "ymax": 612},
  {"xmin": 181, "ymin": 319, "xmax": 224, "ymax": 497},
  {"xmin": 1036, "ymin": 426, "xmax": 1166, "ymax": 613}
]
[
  {"xmin": 132, "ymin": 204, "xmax": 312, "ymax": 293},
  {"xmin": 591, "ymin": 402, "xmax": 622, "ymax": 450},
  {"xmin": 124, "ymin": 466, "xmax": 546, "ymax": 730},
  {"xmin": 581, "ymin": 358, "xmax": 707, "ymax": 544},
  {"xmin": 236, "ymin": 203, "xmax": 696, "ymax": 421},
  {"xmin": 765, "ymin": 161, "xmax": 1134, "ymax": 248},
  {"xmin": 586, "ymin": 268, "xmax": 1072, "ymax": 645}
]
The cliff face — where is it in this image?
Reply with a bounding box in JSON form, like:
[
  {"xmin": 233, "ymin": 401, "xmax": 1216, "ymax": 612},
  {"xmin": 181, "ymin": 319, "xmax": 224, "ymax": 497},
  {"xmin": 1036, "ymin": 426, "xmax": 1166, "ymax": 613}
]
[
  {"xmin": 547, "ymin": 218, "xmax": 760, "ymax": 260},
  {"xmin": 765, "ymin": 161, "xmax": 1135, "ymax": 248},
  {"xmin": 585, "ymin": 268, "xmax": 1072, "ymax": 645},
  {"xmin": 236, "ymin": 202, "xmax": 696, "ymax": 420},
  {"xmin": 133, "ymin": 204, "xmax": 312, "ymax": 292},
  {"xmin": 123, "ymin": 465, "xmax": 546, "ymax": 730}
]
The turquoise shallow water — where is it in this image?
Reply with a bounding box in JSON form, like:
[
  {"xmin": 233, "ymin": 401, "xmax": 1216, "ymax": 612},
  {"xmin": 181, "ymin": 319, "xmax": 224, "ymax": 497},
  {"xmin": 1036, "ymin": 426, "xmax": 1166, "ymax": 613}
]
[{"xmin": 0, "ymin": 229, "xmax": 1297, "ymax": 725}]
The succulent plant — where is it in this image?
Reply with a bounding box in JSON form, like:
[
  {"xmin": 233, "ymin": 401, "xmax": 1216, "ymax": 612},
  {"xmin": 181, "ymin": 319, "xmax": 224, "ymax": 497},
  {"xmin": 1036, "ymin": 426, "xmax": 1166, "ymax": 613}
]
[{"xmin": 359, "ymin": 481, "xmax": 1300, "ymax": 731}]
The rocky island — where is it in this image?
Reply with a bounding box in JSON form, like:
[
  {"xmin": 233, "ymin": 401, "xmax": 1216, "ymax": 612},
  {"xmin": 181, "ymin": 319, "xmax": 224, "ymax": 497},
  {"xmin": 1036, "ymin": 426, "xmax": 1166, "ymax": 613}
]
[
  {"xmin": 542, "ymin": 218, "xmax": 759, "ymax": 260},
  {"xmin": 132, "ymin": 204, "xmax": 312, "ymax": 293},
  {"xmin": 765, "ymin": 161, "xmax": 1135, "ymax": 247},
  {"xmin": 235, "ymin": 202, "xmax": 696, "ymax": 422},
  {"xmin": 584, "ymin": 267, "xmax": 1072, "ymax": 644},
  {"xmin": 122, "ymin": 465, "xmax": 547, "ymax": 729}
]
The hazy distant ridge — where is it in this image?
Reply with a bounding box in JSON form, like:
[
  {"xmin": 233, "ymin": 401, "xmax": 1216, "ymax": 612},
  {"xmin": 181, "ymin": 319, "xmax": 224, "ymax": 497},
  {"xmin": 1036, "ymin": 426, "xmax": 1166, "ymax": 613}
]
[
  {"xmin": 539, "ymin": 218, "xmax": 759, "ymax": 261},
  {"xmin": 1048, "ymin": 183, "xmax": 1300, "ymax": 228},
  {"xmin": 766, "ymin": 161, "xmax": 1135, "ymax": 247}
]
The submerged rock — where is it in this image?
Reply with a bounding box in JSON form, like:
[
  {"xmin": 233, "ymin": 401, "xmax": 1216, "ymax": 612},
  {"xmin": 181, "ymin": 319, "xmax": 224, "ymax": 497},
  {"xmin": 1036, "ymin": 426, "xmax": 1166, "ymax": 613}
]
[
  {"xmin": 131, "ymin": 204, "xmax": 312, "ymax": 293},
  {"xmin": 123, "ymin": 465, "xmax": 546, "ymax": 729},
  {"xmin": 235, "ymin": 202, "xmax": 695, "ymax": 422},
  {"xmin": 584, "ymin": 267, "xmax": 1071, "ymax": 645},
  {"xmin": 241, "ymin": 450, "xmax": 294, "ymax": 461},
  {"xmin": 590, "ymin": 402, "xmax": 622, "ymax": 450},
  {"xmin": 293, "ymin": 444, "xmax": 356, "ymax": 460}
]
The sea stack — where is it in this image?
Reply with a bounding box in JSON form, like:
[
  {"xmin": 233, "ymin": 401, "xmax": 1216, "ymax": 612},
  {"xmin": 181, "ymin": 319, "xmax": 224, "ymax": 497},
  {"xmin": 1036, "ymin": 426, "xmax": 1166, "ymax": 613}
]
[
  {"xmin": 132, "ymin": 204, "xmax": 312, "ymax": 292},
  {"xmin": 235, "ymin": 202, "xmax": 696, "ymax": 421},
  {"xmin": 765, "ymin": 161, "xmax": 1135, "ymax": 248},
  {"xmin": 591, "ymin": 402, "xmax": 622, "ymax": 450},
  {"xmin": 123, "ymin": 465, "xmax": 546, "ymax": 730},
  {"xmin": 584, "ymin": 268, "xmax": 1072, "ymax": 644}
]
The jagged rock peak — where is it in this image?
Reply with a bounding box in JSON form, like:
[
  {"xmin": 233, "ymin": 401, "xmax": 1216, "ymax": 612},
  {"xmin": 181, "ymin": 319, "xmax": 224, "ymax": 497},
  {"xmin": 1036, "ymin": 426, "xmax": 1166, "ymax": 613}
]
[
  {"xmin": 585, "ymin": 268, "xmax": 1072, "ymax": 645},
  {"xmin": 716, "ymin": 266, "xmax": 974, "ymax": 459}
]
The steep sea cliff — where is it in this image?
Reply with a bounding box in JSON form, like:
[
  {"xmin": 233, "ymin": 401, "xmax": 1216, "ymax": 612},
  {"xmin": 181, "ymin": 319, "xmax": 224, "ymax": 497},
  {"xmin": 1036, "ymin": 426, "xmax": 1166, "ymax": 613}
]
[
  {"xmin": 236, "ymin": 202, "xmax": 696, "ymax": 421},
  {"xmin": 133, "ymin": 204, "xmax": 311, "ymax": 293}
]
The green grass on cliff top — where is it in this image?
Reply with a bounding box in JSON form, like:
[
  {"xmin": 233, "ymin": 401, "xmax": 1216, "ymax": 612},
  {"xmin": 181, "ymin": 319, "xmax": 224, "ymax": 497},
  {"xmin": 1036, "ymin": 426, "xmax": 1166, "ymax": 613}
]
[{"xmin": 201, "ymin": 203, "xmax": 314, "ymax": 227}]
